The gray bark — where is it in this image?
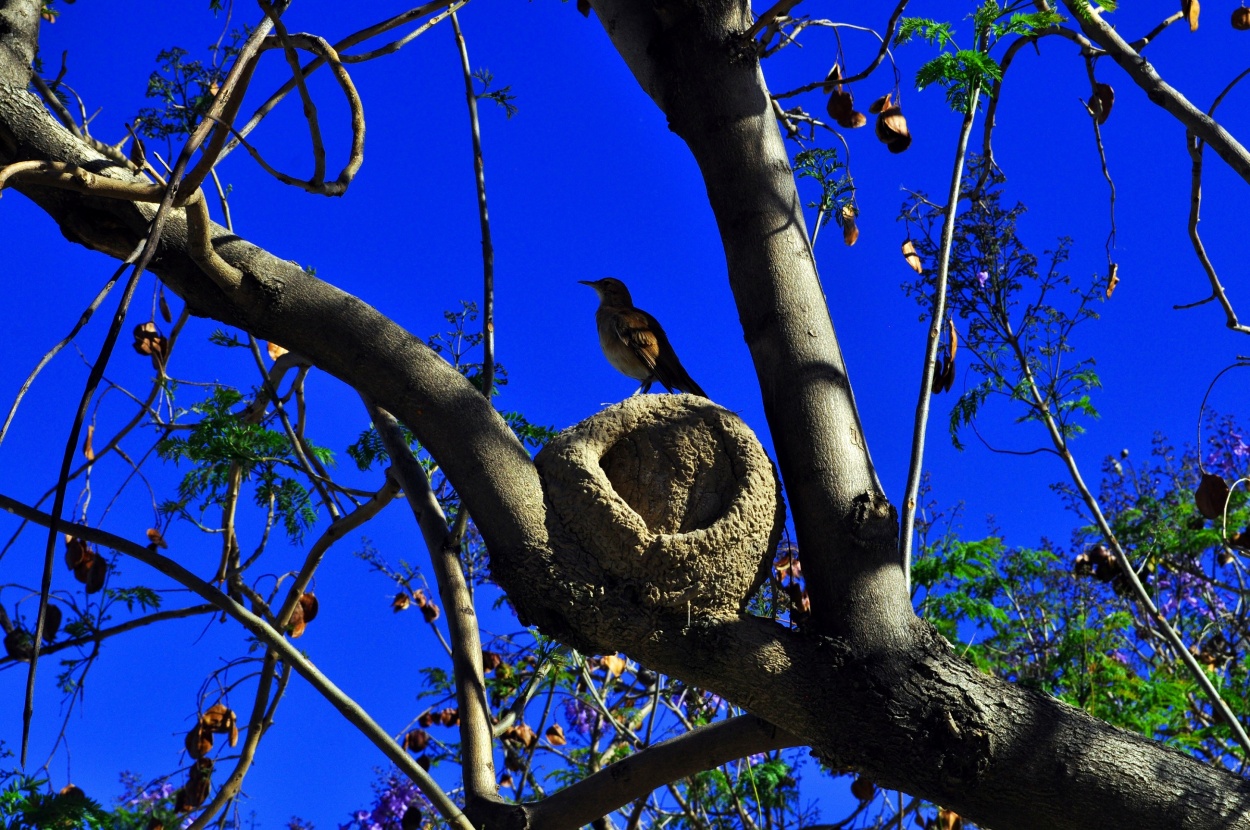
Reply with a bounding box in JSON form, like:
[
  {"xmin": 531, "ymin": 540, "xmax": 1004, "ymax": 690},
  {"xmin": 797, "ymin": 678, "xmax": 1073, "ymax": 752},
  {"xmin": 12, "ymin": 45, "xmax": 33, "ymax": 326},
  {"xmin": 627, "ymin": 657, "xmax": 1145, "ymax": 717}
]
[{"xmin": 2, "ymin": 3, "xmax": 1250, "ymax": 829}]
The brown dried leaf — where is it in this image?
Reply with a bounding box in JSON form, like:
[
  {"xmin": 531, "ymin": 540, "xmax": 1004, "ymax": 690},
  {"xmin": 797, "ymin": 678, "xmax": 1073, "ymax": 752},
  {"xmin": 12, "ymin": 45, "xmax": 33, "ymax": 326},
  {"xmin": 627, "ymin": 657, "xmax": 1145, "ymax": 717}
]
[
  {"xmin": 72, "ymin": 548, "xmax": 96, "ymax": 583},
  {"xmin": 1105, "ymin": 262, "xmax": 1119, "ymax": 298},
  {"xmin": 177, "ymin": 760, "xmax": 213, "ymax": 812},
  {"xmin": 937, "ymin": 807, "xmax": 964, "ymax": 830},
  {"xmin": 1196, "ymin": 472, "xmax": 1231, "ymax": 519},
  {"xmin": 159, "ymin": 290, "xmax": 172, "ymax": 324},
  {"xmin": 421, "ymin": 602, "xmax": 441, "ymax": 623},
  {"xmin": 41, "ymin": 604, "xmax": 62, "ymax": 643},
  {"xmin": 545, "ymin": 724, "xmax": 567, "ymax": 746},
  {"xmin": 184, "ymin": 724, "xmax": 213, "ymax": 759},
  {"xmin": 146, "ymin": 528, "xmax": 168, "ymax": 549},
  {"xmin": 482, "ymin": 650, "xmax": 503, "ymax": 672},
  {"xmin": 405, "ymin": 729, "xmax": 430, "ymax": 752},
  {"xmin": 822, "ymin": 64, "xmax": 842, "ymax": 94},
  {"xmin": 298, "ymin": 592, "xmax": 319, "ymax": 624},
  {"xmin": 288, "ymin": 600, "xmax": 307, "ymax": 639},
  {"xmin": 505, "ymin": 723, "xmax": 538, "ymax": 748},
  {"xmin": 602, "ymin": 654, "xmax": 626, "ymax": 678},
  {"xmin": 825, "ymin": 88, "xmax": 854, "ymax": 123},
  {"xmin": 65, "ymin": 538, "xmax": 89, "ymax": 571},
  {"xmin": 3, "ymin": 629, "xmax": 32, "ymax": 661},
  {"xmin": 412, "ymin": 588, "xmax": 428, "ymax": 608},
  {"xmin": 1184, "ymin": 0, "xmax": 1200, "ymax": 30},
  {"xmin": 267, "ymin": 341, "xmax": 288, "ymax": 361},
  {"xmin": 876, "ymin": 106, "xmax": 909, "ymax": 145},
  {"xmin": 82, "ymin": 425, "xmax": 95, "ymax": 461},
  {"xmin": 83, "ymin": 555, "xmax": 107, "ymax": 594},
  {"xmin": 1092, "ymin": 83, "xmax": 1114, "ymax": 124},
  {"xmin": 438, "ymin": 707, "xmax": 460, "ymax": 727},
  {"xmin": 901, "ymin": 239, "xmax": 923, "ymax": 274},
  {"xmin": 836, "ymin": 111, "xmax": 867, "ymax": 129},
  {"xmin": 868, "ymin": 93, "xmax": 892, "ymax": 114},
  {"xmin": 401, "ymin": 805, "xmax": 423, "ymax": 830},
  {"xmin": 202, "ymin": 703, "xmax": 232, "ymax": 732},
  {"xmin": 841, "ymin": 205, "xmax": 859, "ymax": 246},
  {"xmin": 392, "ymin": 592, "xmax": 411, "ymax": 612},
  {"xmin": 229, "ymin": 722, "xmax": 239, "ymax": 747}
]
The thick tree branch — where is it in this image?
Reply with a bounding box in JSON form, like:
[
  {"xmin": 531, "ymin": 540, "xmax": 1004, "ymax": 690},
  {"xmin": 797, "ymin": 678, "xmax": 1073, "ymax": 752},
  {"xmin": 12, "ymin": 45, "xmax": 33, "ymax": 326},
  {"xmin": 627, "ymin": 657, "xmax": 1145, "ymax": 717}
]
[
  {"xmin": 591, "ymin": 0, "xmax": 908, "ymax": 643},
  {"xmin": 1061, "ymin": 0, "xmax": 1250, "ymax": 186}
]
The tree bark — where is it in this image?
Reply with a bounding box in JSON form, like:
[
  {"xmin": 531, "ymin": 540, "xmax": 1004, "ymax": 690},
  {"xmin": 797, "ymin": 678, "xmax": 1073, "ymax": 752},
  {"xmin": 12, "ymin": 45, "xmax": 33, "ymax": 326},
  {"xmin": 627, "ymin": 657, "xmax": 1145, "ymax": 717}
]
[{"xmin": 2, "ymin": 3, "xmax": 1250, "ymax": 829}]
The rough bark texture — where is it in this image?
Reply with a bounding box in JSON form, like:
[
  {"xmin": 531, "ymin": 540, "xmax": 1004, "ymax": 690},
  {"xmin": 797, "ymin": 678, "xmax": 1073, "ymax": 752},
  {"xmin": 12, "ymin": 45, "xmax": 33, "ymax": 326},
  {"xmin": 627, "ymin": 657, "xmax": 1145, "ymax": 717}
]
[{"xmin": 4, "ymin": 3, "xmax": 1250, "ymax": 829}]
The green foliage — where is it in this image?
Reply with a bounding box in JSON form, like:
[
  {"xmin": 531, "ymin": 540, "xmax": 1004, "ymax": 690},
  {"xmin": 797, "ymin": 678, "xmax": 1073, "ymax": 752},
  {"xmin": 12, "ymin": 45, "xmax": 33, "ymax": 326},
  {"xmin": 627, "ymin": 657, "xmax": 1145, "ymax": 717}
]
[
  {"xmin": 894, "ymin": 18, "xmax": 955, "ymax": 49},
  {"xmin": 0, "ymin": 776, "xmax": 111, "ymax": 830},
  {"xmin": 793, "ymin": 148, "xmax": 854, "ymax": 228},
  {"xmin": 135, "ymin": 31, "xmax": 246, "ymax": 141},
  {"xmin": 914, "ymin": 50, "xmax": 1002, "ymax": 112},
  {"xmin": 474, "ymin": 68, "xmax": 519, "ymax": 119},
  {"xmin": 502, "ymin": 411, "xmax": 558, "ymax": 451},
  {"xmin": 157, "ymin": 386, "xmax": 329, "ymax": 541},
  {"xmin": 102, "ymin": 587, "xmax": 161, "ymax": 614},
  {"xmin": 898, "ymin": 2, "xmax": 1063, "ymax": 112},
  {"xmin": 901, "ymin": 159, "xmax": 1102, "ymax": 449}
]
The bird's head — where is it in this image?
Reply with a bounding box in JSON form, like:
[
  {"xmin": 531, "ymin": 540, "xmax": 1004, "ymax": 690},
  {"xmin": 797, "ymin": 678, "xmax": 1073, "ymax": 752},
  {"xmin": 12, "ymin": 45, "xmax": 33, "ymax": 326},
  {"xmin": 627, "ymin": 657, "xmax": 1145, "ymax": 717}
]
[{"xmin": 578, "ymin": 277, "xmax": 633, "ymax": 307}]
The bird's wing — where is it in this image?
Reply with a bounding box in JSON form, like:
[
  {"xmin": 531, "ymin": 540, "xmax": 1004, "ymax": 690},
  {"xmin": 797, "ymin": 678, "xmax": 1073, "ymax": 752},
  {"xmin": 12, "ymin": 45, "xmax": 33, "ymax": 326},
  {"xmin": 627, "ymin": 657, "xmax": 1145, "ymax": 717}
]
[
  {"xmin": 651, "ymin": 327, "xmax": 708, "ymax": 397},
  {"xmin": 611, "ymin": 309, "xmax": 661, "ymax": 374}
]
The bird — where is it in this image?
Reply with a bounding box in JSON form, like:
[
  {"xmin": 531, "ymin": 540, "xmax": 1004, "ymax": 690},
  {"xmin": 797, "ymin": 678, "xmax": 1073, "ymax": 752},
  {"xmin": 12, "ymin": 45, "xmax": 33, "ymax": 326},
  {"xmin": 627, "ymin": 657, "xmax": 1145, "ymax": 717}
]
[{"xmin": 579, "ymin": 277, "xmax": 708, "ymax": 398}]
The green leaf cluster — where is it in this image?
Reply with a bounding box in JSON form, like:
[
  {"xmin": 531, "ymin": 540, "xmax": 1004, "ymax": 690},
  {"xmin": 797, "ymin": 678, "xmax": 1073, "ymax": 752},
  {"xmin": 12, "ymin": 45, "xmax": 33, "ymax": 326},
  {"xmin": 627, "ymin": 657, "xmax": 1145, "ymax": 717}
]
[{"xmin": 157, "ymin": 386, "xmax": 330, "ymax": 541}]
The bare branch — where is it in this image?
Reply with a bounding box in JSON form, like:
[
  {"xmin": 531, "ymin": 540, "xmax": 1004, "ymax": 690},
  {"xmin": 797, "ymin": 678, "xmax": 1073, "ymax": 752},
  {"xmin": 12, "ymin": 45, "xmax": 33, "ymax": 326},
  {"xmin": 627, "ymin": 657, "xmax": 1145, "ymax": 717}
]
[{"xmin": 0, "ymin": 492, "xmax": 475, "ymax": 830}]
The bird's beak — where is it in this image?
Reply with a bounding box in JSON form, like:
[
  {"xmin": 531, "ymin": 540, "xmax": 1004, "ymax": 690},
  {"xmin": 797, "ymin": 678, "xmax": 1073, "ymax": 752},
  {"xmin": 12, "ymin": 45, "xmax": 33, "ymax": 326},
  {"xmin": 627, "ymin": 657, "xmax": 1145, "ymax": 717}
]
[{"xmin": 577, "ymin": 280, "xmax": 596, "ymax": 287}]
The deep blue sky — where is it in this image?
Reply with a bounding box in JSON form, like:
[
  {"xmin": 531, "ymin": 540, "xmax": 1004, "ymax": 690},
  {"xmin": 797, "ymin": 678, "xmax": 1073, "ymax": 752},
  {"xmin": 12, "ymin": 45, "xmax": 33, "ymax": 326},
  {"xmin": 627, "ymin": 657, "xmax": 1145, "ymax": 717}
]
[{"xmin": 3, "ymin": 0, "xmax": 1250, "ymax": 825}]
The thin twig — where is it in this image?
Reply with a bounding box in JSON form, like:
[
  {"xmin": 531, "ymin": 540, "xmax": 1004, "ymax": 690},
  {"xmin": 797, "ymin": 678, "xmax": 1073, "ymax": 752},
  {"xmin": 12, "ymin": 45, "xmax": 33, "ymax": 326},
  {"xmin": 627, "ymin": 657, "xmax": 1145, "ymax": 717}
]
[
  {"xmin": 899, "ymin": 84, "xmax": 982, "ymax": 591},
  {"xmin": 450, "ymin": 13, "xmax": 496, "ymax": 400},
  {"xmin": 22, "ymin": 237, "xmax": 148, "ymax": 766},
  {"xmin": 0, "ymin": 260, "xmax": 127, "ymax": 449},
  {"xmin": 0, "ymin": 492, "xmax": 474, "ymax": 830}
]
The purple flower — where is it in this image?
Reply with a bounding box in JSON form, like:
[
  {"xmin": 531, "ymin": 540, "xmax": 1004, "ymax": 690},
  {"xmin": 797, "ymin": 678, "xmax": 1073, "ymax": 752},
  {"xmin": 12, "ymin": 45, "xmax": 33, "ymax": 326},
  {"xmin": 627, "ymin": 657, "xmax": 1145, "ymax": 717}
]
[
  {"xmin": 564, "ymin": 697, "xmax": 603, "ymax": 736},
  {"xmin": 343, "ymin": 774, "xmax": 430, "ymax": 830},
  {"xmin": 976, "ymin": 271, "xmax": 989, "ymax": 288}
]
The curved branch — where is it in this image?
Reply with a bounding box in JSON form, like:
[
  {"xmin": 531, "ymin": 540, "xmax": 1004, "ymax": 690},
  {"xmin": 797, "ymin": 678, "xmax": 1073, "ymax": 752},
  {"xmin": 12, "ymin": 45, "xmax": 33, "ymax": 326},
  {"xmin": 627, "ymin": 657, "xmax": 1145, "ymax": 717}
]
[{"xmin": 530, "ymin": 716, "xmax": 801, "ymax": 830}]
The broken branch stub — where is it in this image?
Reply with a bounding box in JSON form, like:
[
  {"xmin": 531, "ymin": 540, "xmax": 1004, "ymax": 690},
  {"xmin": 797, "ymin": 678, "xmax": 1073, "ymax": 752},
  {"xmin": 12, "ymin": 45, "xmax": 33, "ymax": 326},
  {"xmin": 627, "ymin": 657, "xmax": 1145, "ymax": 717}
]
[{"xmin": 536, "ymin": 395, "xmax": 785, "ymax": 652}]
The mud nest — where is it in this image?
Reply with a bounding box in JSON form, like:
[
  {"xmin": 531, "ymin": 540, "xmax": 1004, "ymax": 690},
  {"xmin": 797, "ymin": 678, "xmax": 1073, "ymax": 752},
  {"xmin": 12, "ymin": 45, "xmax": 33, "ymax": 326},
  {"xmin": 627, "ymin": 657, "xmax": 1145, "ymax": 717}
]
[{"xmin": 536, "ymin": 394, "xmax": 785, "ymax": 630}]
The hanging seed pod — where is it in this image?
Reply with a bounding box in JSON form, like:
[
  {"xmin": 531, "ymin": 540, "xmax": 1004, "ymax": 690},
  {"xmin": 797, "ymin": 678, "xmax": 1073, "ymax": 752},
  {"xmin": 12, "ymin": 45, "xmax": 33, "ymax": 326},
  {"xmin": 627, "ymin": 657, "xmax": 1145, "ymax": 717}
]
[
  {"xmin": 840, "ymin": 204, "xmax": 859, "ymax": 246},
  {"xmin": 837, "ymin": 111, "xmax": 867, "ymax": 129},
  {"xmin": 876, "ymin": 104, "xmax": 912, "ymax": 153},
  {"xmin": 1183, "ymin": 0, "xmax": 1200, "ymax": 31},
  {"xmin": 1092, "ymin": 83, "xmax": 1114, "ymax": 124},
  {"xmin": 822, "ymin": 63, "xmax": 843, "ymax": 94},
  {"xmin": 1233, "ymin": 6, "xmax": 1250, "ymax": 28},
  {"xmin": 826, "ymin": 88, "xmax": 854, "ymax": 123}
]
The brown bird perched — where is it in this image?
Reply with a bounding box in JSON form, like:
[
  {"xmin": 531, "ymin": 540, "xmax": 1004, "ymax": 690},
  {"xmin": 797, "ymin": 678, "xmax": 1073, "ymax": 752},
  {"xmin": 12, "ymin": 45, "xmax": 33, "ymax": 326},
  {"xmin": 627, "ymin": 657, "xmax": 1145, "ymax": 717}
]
[{"xmin": 579, "ymin": 277, "xmax": 708, "ymax": 398}]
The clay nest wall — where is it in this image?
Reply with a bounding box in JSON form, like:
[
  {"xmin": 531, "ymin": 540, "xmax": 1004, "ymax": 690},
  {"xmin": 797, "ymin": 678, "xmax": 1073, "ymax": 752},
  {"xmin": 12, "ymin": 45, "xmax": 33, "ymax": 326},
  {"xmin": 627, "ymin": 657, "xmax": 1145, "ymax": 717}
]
[{"xmin": 534, "ymin": 395, "xmax": 785, "ymax": 653}]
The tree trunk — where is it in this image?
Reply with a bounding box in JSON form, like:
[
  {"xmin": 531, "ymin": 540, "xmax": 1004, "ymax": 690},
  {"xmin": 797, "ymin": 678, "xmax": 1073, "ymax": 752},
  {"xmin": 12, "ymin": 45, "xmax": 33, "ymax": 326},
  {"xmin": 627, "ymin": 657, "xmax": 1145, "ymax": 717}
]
[{"xmin": 2, "ymin": 2, "xmax": 1249, "ymax": 827}]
